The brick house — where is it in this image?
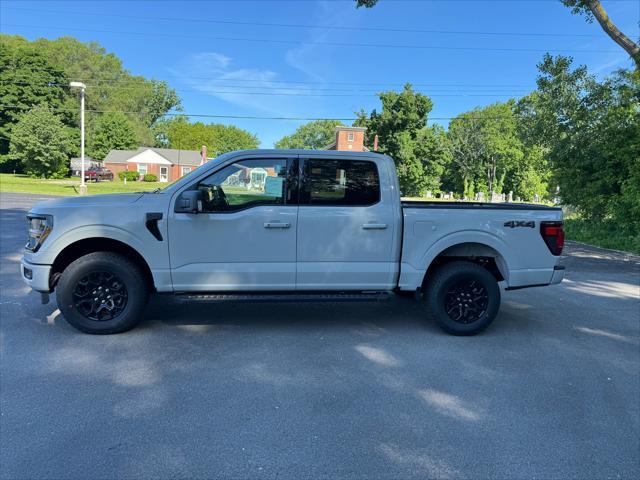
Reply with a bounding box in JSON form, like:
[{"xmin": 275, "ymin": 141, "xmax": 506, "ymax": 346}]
[
  {"xmin": 103, "ymin": 147, "xmax": 207, "ymax": 182},
  {"xmin": 324, "ymin": 126, "xmax": 369, "ymax": 152}
]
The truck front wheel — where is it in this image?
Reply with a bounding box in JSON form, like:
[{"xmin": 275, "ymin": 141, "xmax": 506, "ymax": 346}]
[
  {"xmin": 56, "ymin": 252, "xmax": 149, "ymax": 334},
  {"xmin": 425, "ymin": 261, "xmax": 500, "ymax": 336}
]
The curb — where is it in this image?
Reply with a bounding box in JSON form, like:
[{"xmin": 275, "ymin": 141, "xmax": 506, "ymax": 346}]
[{"xmin": 565, "ymin": 240, "xmax": 640, "ymax": 262}]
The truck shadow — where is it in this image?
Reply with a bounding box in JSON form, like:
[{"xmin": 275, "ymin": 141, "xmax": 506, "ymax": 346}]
[{"xmin": 143, "ymin": 294, "xmax": 440, "ymax": 333}]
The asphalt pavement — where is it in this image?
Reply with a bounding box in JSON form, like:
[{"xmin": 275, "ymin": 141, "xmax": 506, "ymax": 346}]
[{"xmin": 1, "ymin": 192, "xmax": 639, "ymax": 480}]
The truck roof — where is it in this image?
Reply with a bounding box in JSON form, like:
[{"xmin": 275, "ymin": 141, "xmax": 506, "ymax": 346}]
[{"xmin": 216, "ymin": 149, "xmax": 389, "ymax": 160}]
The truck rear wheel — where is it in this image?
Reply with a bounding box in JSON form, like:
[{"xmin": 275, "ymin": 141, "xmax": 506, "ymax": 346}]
[
  {"xmin": 425, "ymin": 261, "xmax": 500, "ymax": 336},
  {"xmin": 56, "ymin": 252, "xmax": 149, "ymax": 334}
]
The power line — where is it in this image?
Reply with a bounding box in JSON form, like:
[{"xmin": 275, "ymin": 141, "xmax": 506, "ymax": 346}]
[
  {"xmin": 1, "ymin": 23, "xmax": 619, "ymax": 54},
  {"xmin": 0, "ymin": 80, "xmax": 532, "ymax": 96},
  {"xmin": 0, "ymin": 74, "xmax": 537, "ymax": 88},
  {"xmin": 2, "ymin": 6, "xmax": 603, "ymax": 38},
  {"xmin": 0, "ymin": 104, "xmax": 523, "ymax": 121}
]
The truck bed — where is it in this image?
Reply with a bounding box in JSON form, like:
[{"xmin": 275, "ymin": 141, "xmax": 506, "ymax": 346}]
[
  {"xmin": 401, "ymin": 200, "xmax": 562, "ymax": 211},
  {"xmin": 398, "ymin": 200, "xmax": 564, "ymax": 291}
]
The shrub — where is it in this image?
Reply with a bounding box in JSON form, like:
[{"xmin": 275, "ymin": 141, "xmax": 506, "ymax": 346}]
[
  {"xmin": 118, "ymin": 170, "xmax": 139, "ymax": 181},
  {"xmin": 143, "ymin": 173, "xmax": 158, "ymax": 182}
]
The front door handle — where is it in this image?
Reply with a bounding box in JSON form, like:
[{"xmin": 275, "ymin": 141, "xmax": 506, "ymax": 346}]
[
  {"xmin": 362, "ymin": 223, "xmax": 388, "ymax": 230},
  {"xmin": 264, "ymin": 222, "xmax": 291, "ymax": 229}
]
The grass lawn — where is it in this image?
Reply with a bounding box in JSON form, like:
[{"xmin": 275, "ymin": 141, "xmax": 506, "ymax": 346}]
[
  {"xmin": 0, "ymin": 174, "xmax": 169, "ymax": 196},
  {"xmin": 564, "ymin": 216, "xmax": 640, "ymax": 255}
]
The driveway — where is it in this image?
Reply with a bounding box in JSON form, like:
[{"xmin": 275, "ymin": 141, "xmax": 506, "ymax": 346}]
[{"xmin": 1, "ymin": 192, "xmax": 639, "ymax": 479}]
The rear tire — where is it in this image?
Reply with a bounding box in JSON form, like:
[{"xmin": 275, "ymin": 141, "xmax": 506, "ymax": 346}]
[
  {"xmin": 425, "ymin": 261, "xmax": 500, "ymax": 336},
  {"xmin": 56, "ymin": 252, "xmax": 149, "ymax": 334}
]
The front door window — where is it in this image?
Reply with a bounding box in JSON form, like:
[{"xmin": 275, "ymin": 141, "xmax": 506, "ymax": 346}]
[
  {"xmin": 196, "ymin": 159, "xmax": 287, "ymax": 212},
  {"xmin": 160, "ymin": 167, "xmax": 168, "ymax": 182}
]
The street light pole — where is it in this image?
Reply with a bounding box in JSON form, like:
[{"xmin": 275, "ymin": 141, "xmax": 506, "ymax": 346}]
[{"xmin": 70, "ymin": 81, "xmax": 87, "ymax": 195}]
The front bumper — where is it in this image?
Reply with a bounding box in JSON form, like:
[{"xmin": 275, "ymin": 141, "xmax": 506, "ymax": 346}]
[{"xmin": 20, "ymin": 258, "xmax": 52, "ymax": 293}]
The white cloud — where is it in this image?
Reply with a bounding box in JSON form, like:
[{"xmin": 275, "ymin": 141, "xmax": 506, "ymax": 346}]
[
  {"xmin": 591, "ymin": 55, "xmax": 631, "ymax": 75},
  {"xmin": 170, "ymin": 52, "xmax": 331, "ymax": 117}
]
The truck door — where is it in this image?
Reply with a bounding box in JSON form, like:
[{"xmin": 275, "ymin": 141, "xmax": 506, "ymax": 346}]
[
  {"xmin": 296, "ymin": 156, "xmax": 397, "ymax": 290},
  {"xmin": 168, "ymin": 156, "xmax": 299, "ymax": 291}
]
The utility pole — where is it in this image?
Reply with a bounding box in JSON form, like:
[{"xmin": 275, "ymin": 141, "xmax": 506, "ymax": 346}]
[{"xmin": 70, "ymin": 82, "xmax": 87, "ymax": 195}]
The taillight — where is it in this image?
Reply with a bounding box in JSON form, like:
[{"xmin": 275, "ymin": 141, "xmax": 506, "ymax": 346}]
[{"xmin": 540, "ymin": 221, "xmax": 565, "ymax": 256}]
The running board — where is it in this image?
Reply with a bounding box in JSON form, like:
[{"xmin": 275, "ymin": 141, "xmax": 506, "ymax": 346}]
[{"xmin": 176, "ymin": 292, "xmax": 392, "ymax": 303}]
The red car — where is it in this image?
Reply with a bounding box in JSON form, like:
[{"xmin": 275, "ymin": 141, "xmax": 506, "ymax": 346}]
[{"xmin": 84, "ymin": 167, "xmax": 114, "ymax": 182}]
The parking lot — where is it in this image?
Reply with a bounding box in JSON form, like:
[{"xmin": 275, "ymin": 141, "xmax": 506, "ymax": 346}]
[{"xmin": 1, "ymin": 192, "xmax": 639, "ymax": 479}]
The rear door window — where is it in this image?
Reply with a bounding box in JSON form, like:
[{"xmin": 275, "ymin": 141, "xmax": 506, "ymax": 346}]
[{"xmin": 302, "ymin": 159, "xmax": 380, "ymax": 206}]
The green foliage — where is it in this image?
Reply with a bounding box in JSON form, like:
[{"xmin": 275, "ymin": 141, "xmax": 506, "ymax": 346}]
[
  {"xmin": 275, "ymin": 120, "xmax": 344, "ymax": 149},
  {"xmin": 355, "ymin": 0, "xmax": 379, "ymax": 7},
  {"xmin": 560, "ymin": 1, "xmax": 595, "ymax": 20},
  {"xmin": 356, "ymin": 84, "xmax": 442, "ymax": 196},
  {"xmin": 31, "ymin": 35, "xmax": 182, "ymax": 142},
  {"xmin": 518, "ymin": 55, "xmax": 639, "ymax": 232},
  {"xmin": 87, "ymin": 112, "xmax": 138, "ymax": 160},
  {"xmin": 564, "ymin": 217, "xmax": 640, "ymax": 255},
  {"xmin": 445, "ymin": 101, "xmax": 546, "ymax": 200},
  {"xmin": 8, "ymin": 105, "xmax": 75, "ymax": 178},
  {"xmin": 143, "ymin": 173, "xmax": 158, "ymax": 182},
  {"xmin": 118, "ymin": 170, "xmax": 139, "ymax": 182},
  {"xmin": 0, "ymin": 36, "xmax": 71, "ymax": 162},
  {"xmin": 0, "ymin": 34, "xmax": 182, "ymax": 167},
  {"xmin": 156, "ymin": 116, "xmax": 259, "ymax": 155}
]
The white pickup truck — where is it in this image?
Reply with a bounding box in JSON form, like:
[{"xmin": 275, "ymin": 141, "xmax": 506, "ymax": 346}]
[{"xmin": 21, "ymin": 150, "xmax": 565, "ymax": 335}]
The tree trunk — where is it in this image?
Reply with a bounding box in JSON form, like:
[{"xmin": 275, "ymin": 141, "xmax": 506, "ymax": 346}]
[{"xmin": 586, "ymin": 0, "xmax": 640, "ymax": 69}]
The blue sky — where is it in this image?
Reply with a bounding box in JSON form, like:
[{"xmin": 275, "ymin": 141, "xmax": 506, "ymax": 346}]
[{"xmin": 1, "ymin": 0, "xmax": 638, "ymax": 147}]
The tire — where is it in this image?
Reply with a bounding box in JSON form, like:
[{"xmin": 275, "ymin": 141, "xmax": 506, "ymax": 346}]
[
  {"xmin": 425, "ymin": 261, "xmax": 500, "ymax": 336},
  {"xmin": 56, "ymin": 252, "xmax": 149, "ymax": 334}
]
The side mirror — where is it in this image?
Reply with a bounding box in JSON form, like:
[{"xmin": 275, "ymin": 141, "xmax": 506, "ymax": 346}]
[{"xmin": 174, "ymin": 189, "xmax": 203, "ymax": 214}]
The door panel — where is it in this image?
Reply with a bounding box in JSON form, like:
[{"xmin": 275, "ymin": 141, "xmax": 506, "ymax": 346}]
[
  {"xmin": 296, "ymin": 157, "xmax": 396, "ymax": 290},
  {"xmin": 168, "ymin": 157, "xmax": 298, "ymax": 291}
]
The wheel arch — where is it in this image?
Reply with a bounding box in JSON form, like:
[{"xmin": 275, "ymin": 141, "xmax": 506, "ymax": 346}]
[
  {"xmin": 50, "ymin": 238, "xmax": 155, "ymax": 292},
  {"xmin": 422, "ymin": 240, "xmax": 509, "ymax": 288}
]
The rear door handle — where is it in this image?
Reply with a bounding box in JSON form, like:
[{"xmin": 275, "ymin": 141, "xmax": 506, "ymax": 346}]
[
  {"xmin": 362, "ymin": 223, "xmax": 388, "ymax": 230},
  {"xmin": 264, "ymin": 222, "xmax": 291, "ymax": 229}
]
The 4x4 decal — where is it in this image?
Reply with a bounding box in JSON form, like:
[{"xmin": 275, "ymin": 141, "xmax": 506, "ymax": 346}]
[{"xmin": 504, "ymin": 220, "xmax": 535, "ymax": 228}]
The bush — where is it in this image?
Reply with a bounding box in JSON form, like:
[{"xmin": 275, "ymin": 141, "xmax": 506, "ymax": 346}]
[
  {"xmin": 143, "ymin": 173, "xmax": 157, "ymax": 182},
  {"xmin": 118, "ymin": 171, "xmax": 139, "ymax": 182},
  {"xmin": 564, "ymin": 216, "xmax": 640, "ymax": 255}
]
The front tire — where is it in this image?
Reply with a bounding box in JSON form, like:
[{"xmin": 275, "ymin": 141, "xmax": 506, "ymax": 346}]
[
  {"xmin": 56, "ymin": 252, "xmax": 149, "ymax": 334},
  {"xmin": 425, "ymin": 261, "xmax": 500, "ymax": 336}
]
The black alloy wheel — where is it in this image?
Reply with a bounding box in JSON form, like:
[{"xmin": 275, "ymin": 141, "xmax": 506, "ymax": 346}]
[
  {"xmin": 444, "ymin": 279, "xmax": 489, "ymax": 324},
  {"xmin": 72, "ymin": 271, "xmax": 128, "ymax": 321}
]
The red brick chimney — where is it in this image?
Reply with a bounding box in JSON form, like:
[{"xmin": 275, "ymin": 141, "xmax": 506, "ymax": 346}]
[{"xmin": 331, "ymin": 126, "xmax": 367, "ymax": 151}]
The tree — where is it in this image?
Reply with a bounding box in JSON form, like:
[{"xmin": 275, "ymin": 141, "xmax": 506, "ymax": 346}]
[
  {"xmin": 87, "ymin": 112, "xmax": 138, "ymax": 160},
  {"xmin": 561, "ymin": 1, "xmax": 640, "ymax": 69},
  {"xmin": 446, "ymin": 102, "xmax": 544, "ymax": 200},
  {"xmin": 0, "ymin": 34, "xmax": 183, "ymax": 168},
  {"xmin": 356, "ymin": 84, "xmax": 437, "ymax": 196},
  {"xmin": 446, "ymin": 115, "xmax": 486, "ymax": 198},
  {"xmin": 0, "ymin": 37, "xmax": 70, "ymax": 164},
  {"xmin": 9, "ymin": 105, "xmax": 75, "ymax": 178},
  {"xmin": 518, "ymin": 55, "xmax": 639, "ymax": 230},
  {"xmin": 275, "ymin": 120, "xmax": 344, "ymax": 149},
  {"xmin": 413, "ymin": 125, "xmax": 452, "ymax": 194},
  {"xmin": 158, "ymin": 116, "xmax": 259, "ymax": 156}
]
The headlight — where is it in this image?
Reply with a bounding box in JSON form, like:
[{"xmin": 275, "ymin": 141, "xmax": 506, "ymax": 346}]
[{"xmin": 26, "ymin": 214, "xmax": 53, "ymax": 252}]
